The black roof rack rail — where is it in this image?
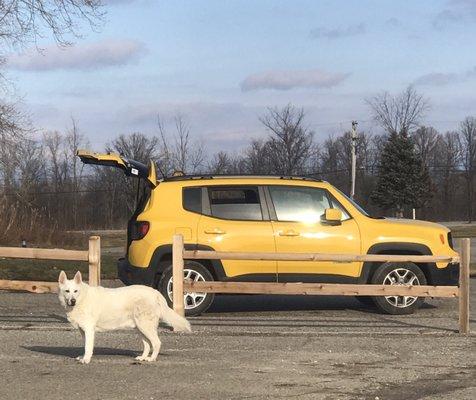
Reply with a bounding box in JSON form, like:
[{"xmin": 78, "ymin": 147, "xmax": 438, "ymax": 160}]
[{"xmin": 161, "ymin": 174, "xmax": 323, "ymax": 182}]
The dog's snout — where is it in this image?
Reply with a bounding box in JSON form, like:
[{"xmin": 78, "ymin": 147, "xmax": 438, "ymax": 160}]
[{"xmin": 70, "ymin": 298, "xmax": 76, "ymax": 306}]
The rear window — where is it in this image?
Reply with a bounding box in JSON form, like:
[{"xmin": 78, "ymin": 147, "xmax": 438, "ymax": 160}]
[
  {"xmin": 183, "ymin": 187, "xmax": 202, "ymax": 213},
  {"xmin": 208, "ymin": 187, "xmax": 262, "ymax": 220}
]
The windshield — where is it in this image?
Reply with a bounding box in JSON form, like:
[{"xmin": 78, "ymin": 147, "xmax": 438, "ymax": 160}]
[{"xmin": 334, "ymin": 187, "xmax": 370, "ymax": 216}]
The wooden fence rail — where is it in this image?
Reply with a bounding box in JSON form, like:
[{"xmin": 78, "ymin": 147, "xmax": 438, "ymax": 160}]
[
  {"xmin": 172, "ymin": 235, "xmax": 471, "ymax": 335},
  {"xmin": 0, "ymin": 236, "xmax": 101, "ymax": 293}
]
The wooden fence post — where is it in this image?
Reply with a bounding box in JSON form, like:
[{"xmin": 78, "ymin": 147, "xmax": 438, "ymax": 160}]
[
  {"xmin": 459, "ymin": 238, "xmax": 470, "ymax": 334},
  {"xmin": 172, "ymin": 234, "xmax": 185, "ymax": 317},
  {"xmin": 88, "ymin": 236, "xmax": 101, "ymax": 286}
]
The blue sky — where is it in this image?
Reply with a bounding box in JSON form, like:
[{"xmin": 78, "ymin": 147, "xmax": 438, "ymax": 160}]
[{"xmin": 7, "ymin": 0, "xmax": 476, "ymax": 153}]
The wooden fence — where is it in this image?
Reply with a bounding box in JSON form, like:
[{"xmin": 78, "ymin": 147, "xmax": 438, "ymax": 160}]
[
  {"xmin": 0, "ymin": 236, "xmax": 101, "ymax": 293},
  {"xmin": 172, "ymin": 234, "xmax": 471, "ymax": 334}
]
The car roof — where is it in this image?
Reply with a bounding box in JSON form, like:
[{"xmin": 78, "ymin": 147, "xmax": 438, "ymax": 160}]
[{"xmin": 160, "ymin": 174, "xmax": 324, "ymax": 183}]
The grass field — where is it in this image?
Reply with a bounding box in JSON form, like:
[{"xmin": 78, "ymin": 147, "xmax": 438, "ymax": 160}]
[{"xmin": 0, "ymin": 254, "xmax": 119, "ymax": 281}]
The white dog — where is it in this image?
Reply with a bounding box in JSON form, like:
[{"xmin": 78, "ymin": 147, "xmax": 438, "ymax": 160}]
[{"xmin": 58, "ymin": 271, "xmax": 191, "ymax": 364}]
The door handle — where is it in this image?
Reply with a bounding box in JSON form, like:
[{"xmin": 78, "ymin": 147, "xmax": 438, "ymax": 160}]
[
  {"xmin": 279, "ymin": 230, "xmax": 300, "ymax": 237},
  {"xmin": 204, "ymin": 228, "xmax": 226, "ymax": 235}
]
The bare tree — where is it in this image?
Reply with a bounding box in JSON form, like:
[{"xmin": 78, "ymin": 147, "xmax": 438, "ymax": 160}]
[
  {"xmin": 43, "ymin": 131, "xmax": 67, "ymax": 191},
  {"xmin": 433, "ymin": 131, "xmax": 461, "ymax": 220},
  {"xmin": 65, "ymin": 118, "xmax": 88, "ymax": 228},
  {"xmin": 259, "ymin": 104, "xmax": 314, "ymax": 175},
  {"xmin": 0, "ymin": 101, "xmax": 33, "ymax": 189},
  {"xmin": 109, "ymin": 132, "xmax": 160, "ymax": 162},
  {"xmin": 367, "ymin": 86, "xmax": 429, "ymax": 136},
  {"xmin": 208, "ymin": 151, "xmax": 233, "ymax": 174},
  {"xmin": 0, "ymin": 0, "xmax": 104, "ymax": 49},
  {"xmin": 413, "ymin": 126, "xmax": 439, "ymax": 167},
  {"xmin": 157, "ymin": 114, "xmax": 205, "ymax": 175},
  {"xmin": 243, "ymin": 139, "xmax": 273, "ymax": 174},
  {"xmin": 459, "ymin": 117, "xmax": 476, "ymax": 222}
]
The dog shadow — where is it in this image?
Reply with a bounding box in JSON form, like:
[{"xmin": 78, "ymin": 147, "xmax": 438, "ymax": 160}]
[{"xmin": 22, "ymin": 346, "xmax": 137, "ymax": 358}]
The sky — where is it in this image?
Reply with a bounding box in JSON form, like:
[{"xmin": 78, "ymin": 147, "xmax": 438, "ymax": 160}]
[{"xmin": 6, "ymin": 0, "xmax": 476, "ymax": 154}]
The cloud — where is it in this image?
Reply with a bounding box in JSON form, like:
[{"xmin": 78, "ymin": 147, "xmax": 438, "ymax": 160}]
[
  {"xmin": 385, "ymin": 17, "xmax": 402, "ymax": 28},
  {"xmin": 240, "ymin": 69, "xmax": 350, "ymax": 92},
  {"xmin": 413, "ymin": 66, "xmax": 476, "ymax": 86},
  {"xmin": 7, "ymin": 39, "xmax": 146, "ymax": 72},
  {"xmin": 432, "ymin": 0, "xmax": 476, "ymax": 30},
  {"xmin": 310, "ymin": 23, "xmax": 366, "ymax": 40}
]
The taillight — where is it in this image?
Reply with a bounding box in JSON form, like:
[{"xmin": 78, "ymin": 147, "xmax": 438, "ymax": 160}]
[{"xmin": 133, "ymin": 221, "xmax": 149, "ymax": 240}]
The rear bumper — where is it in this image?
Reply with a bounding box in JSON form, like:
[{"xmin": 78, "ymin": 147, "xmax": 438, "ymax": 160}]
[
  {"xmin": 117, "ymin": 257, "xmax": 156, "ymax": 287},
  {"xmin": 426, "ymin": 262, "xmax": 459, "ymax": 286}
]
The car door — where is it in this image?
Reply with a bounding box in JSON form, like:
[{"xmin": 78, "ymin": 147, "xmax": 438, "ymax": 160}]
[
  {"xmin": 267, "ymin": 185, "xmax": 361, "ymax": 282},
  {"xmin": 197, "ymin": 185, "xmax": 277, "ymax": 281}
]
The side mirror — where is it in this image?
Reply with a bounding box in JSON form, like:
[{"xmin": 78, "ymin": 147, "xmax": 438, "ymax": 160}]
[{"xmin": 322, "ymin": 208, "xmax": 342, "ymax": 225}]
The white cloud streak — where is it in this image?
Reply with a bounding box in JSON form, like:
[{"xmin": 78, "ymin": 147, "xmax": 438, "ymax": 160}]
[
  {"xmin": 414, "ymin": 67, "xmax": 476, "ymax": 86},
  {"xmin": 310, "ymin": 23, "xmax": 366, "ymax": 40},
  {"xmin": 432, "ymin": 0, "xmax": 476, "ymax": 30},
  {"xmin": 240, "ymin": 69, "xmax": 350, "ymax": 92},
  {"xmin": 7, "ymin": 39, "xmax": 146, "ymax": 72}
]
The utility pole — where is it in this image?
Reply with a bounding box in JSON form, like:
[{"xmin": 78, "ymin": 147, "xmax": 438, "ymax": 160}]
[{"xmin": 350, "ymin": 121, "xmax": 358, "ymax": 199}]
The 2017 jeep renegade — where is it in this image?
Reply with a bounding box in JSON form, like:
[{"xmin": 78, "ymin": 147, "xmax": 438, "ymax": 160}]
[{"xmin": 78, "ymin": 150, "xmax": 459, "ymax": 316}]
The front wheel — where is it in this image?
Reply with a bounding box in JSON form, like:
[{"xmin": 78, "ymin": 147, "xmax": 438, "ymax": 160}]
[
  {"xmin": 371, "ymin": 262, "xmax": 427, "ymax": 315},
  {"xmin": 158, "ymin": 261, "xmax": 215, "ymax": 317}
]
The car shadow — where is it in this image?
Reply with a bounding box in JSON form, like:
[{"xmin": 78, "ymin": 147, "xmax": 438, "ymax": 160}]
[{"xmin": 206, "ymin": 294, "xmax": 438, "ymax": 314}]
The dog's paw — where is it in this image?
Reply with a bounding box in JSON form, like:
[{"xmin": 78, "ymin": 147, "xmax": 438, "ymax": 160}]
[
  {"xmin": 144, "ymin": 356, "xmax": 157, "ymax": 362},
  {"xmin": 134, "ymin": 356, "xmax": 147, "ymax": 361},
  {"xmin": 76, "ymin": 356, "xmax": 91, "ymax": 364}
]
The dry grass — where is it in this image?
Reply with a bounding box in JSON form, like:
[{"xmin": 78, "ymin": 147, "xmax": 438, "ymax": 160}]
[
  {"xmin": 0, "ymin": 254, "xmax": 118, "ymax": 281},
  {"xmin": 448, "ymin": 224, "xmax": 476, "ymax": 238}
]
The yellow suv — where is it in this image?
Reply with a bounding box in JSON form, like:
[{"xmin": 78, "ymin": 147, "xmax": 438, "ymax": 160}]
[{"xmin": 78, "ymin": 151, "xmax": 459, "ymax": 316}]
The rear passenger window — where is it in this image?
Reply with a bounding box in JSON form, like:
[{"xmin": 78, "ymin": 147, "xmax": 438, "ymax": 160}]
[
  {"xmin": 183, "ymin": 187, "xmax": 202, "ymax": 213},
  {"xmin": 208, "ymin": 187, "xmax": 262, "ymax": 220}
]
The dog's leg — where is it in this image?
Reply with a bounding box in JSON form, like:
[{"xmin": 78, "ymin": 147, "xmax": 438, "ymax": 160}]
[
  {"xmin": 136, "ymin": 321, "xmax": 161, "ymax": 362},
  {"xmin": 135, "ymin": 334, "xmax": 151, "ymax": 361},
  {"xmin": 77, "ymin": 327, "xmax": 95, "ymax": 364},
  {"xmin": 75, "ymin": 328, "xmax": 85, "ymax": 361}
]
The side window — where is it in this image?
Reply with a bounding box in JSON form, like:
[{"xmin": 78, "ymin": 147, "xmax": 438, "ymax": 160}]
[
  {"xmin": 183, "ymin": 187, "xmax": 202, "ymax": 213},
  {"xmin": 208, "ymin": 187, "xmax": 262, "ymax": 221},
  {"xmin": 269, "ymin": 186, "xmax": 331, "ymax": 222}
]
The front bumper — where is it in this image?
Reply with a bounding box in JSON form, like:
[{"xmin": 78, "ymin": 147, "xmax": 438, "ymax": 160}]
[
  {"xmin": 117, "ymin": 257, "xmax": 156, "ymax": 287},
  {"xmin": 426, "ymin": 262, "xmax": 459, "ymax": 286}
]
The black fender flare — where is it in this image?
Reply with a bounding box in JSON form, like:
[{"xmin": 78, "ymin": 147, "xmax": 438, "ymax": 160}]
[
  {"xmin": 148, "ymin": 243, "xmax": 227, "ymax": 281},
  {"xmin": 359, "ymin": 242, "xmax": 433, "ymax": 284}
]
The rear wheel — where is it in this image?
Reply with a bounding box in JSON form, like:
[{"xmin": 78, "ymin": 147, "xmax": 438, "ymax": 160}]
[
  {"xmin": 158, "ymin": 261, "xmax": 215, "ymax": 317},
  {"xmin": 371, "ymin": 262, "xmax": 426, "ymax": 315}
]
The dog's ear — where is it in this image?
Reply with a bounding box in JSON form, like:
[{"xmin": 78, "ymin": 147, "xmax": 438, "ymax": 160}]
[
  {"xmin": 58, "ymin": 271, "xmax": 67, "ymax": 285},
  {"xmin": 74, "ymin": 271, "xmax": 82, "ymax": 284}
]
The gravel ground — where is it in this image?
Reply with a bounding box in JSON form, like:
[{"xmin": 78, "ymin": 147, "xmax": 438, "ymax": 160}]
[{"xmin": 0, "ymin": 280, "xmax": 474, "ymax": 400}]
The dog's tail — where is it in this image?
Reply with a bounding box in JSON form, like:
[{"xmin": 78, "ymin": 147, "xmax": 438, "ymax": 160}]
[{"xmin": 158, "ymin": 295, "xmax": 192, "ymax": 332}]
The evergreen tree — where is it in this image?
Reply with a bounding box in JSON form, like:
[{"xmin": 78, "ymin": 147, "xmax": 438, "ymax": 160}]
[{"xmin": 371, "ymin": 132, "xmax": 433, "ymax": 216}]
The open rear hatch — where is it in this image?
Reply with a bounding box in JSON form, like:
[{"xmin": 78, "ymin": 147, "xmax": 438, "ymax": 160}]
[
  {"xmin": 77, "ymin": 150, "xmax": 158, "ymax": 255},
  {"xmin": 76, "ymin": 150, "xmax": 157, "ymax": 188}
]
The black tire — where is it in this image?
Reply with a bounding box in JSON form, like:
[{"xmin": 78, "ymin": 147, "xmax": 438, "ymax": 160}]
[
  {"xmin": 371, "ymin": 262, "xmax": 427, "ymax": 315},
  {"xmin": 355, "ymin": 296, "xmax": 376, "ymax": 308},
  {"xmin": 158, "ymin": 261, "xmax": 215, "ymax": 317}
]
